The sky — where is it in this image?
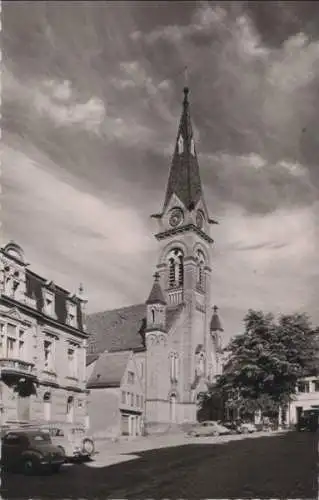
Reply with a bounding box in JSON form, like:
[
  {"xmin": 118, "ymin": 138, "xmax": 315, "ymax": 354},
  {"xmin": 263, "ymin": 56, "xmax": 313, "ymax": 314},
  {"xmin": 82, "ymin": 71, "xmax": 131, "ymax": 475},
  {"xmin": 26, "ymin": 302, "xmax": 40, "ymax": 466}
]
[{"xmin": 2, "ymin": 1, "xmax": 319, "ymax": 343}]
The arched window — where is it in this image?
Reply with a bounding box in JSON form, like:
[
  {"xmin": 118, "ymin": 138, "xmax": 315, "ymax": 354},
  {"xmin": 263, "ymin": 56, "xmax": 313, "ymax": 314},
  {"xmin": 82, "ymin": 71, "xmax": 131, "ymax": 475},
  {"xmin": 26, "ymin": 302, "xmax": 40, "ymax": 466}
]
[
  {"xmin": 66, "ymin": 396, "xmax": 74, "ymax": 423},
  {"xmin": 195, "ymin": 349, "xmax": 206, "ymax": 377},
  {"xmin": 169, "ymin": 352, "xmax": 179, "ymax": 382},
  {"xmin": 151, "ymin": 308, "xmax": 155, "ymax": 323},
  {"xmin": 195, "ymin": 249, "xmax": 205, "ymax": 290},
  {"xmin": 167, "ymin": 249, "xmax": 184, "ymax": 289},
  {"xmin": 43, "ymin": 392, "xmax": 51, "ymax": 421}
]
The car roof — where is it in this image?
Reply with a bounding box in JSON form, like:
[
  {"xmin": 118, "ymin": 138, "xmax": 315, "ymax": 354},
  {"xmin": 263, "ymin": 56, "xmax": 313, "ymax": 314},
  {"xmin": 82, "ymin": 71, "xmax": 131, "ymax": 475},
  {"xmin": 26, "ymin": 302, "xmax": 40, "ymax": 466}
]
[{"xmin": 5, "ymin": 429, "xmax": 48, "ymax": 436}]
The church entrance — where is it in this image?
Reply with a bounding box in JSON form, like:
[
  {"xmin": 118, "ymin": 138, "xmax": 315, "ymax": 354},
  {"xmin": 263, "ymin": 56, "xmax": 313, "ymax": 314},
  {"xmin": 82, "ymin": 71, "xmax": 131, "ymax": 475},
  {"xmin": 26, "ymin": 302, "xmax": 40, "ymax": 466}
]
[
  {"xmin": 169, "ymin": 394, "xmax": 177, "ymax": 423},
  {"xmin": 120, "ymin": 411, "xmax": 142, "ymax": 437}
]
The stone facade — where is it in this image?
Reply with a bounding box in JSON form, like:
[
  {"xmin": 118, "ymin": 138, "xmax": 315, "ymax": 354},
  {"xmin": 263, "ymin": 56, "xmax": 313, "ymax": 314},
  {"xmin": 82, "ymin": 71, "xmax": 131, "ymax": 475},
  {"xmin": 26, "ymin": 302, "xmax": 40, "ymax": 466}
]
[
  {"xmin": 85, "ymin": 87, "xmax": 224, "ymax": 437},
  {"xmin": 0, "ymin": 241, "xmax": 89, "ymax": 426}
]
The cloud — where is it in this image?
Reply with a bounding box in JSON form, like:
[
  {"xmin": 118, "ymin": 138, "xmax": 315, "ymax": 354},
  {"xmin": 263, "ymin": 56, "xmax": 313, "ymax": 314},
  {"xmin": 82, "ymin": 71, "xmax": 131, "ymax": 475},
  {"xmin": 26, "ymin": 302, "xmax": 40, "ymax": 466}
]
[
  {"xmin": 212, "ymin": 203, "xmax": 319, "ymax": 336},
  {"xmin": 3, "ymin": 67, "xmax": 106, "ymax": 133},
  {"xmin": 2, "ymin": 144, "xmax": 156, "ymax": 309},
  {"xmin": 34, "ymin": 91, "xmax": 105, "ymax": 132},
  {"xmin": 4, "ymin": 0, "xmax": 319, "ymax": 338},
  {"xmin": 43, "ymin": 79, "xmax": 73, "ymax": 101}
]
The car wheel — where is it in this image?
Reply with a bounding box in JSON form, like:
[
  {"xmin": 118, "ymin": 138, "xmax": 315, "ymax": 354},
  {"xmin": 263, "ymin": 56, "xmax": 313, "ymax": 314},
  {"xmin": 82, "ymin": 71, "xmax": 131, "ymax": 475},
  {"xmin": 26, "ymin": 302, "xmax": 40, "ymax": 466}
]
[
  {"xmin": 52, "ymin": 463, "xmax": 61, "ymax": 473},
  {"xmin": 22, "ymin": 457, "xmax": 38, "ymax": 476},
  {"xmin": 82, "ymin": 438, "xmax": 95, "ymax": 456},
  {"xmin": 212, "ymin": 431, "xmax": 219, "ymax": 437},
  {"xmin": 242, "ymin": 428, "xmax": 249, "ymax": 434}
]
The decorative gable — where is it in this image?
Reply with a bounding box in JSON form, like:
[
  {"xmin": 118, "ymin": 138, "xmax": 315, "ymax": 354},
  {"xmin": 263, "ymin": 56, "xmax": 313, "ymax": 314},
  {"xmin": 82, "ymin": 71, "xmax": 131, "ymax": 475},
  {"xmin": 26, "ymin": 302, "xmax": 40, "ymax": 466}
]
[{"xmin": 4, "ymin": 307, "xmax": 24, "ymax": 322}]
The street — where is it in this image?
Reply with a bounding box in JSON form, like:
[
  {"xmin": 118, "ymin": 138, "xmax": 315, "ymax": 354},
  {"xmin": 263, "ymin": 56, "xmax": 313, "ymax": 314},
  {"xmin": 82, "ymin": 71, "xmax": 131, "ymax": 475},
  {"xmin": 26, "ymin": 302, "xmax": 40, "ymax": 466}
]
[{"xmin": 1, "ymin": 431, "xmax": 317, "ymax": 499}]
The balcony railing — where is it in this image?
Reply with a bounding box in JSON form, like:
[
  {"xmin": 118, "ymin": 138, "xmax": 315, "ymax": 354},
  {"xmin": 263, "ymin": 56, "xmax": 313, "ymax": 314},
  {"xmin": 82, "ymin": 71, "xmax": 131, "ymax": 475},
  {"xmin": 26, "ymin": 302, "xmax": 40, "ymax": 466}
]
[
  {"xmin": 40, "ymin": 369, "xmax": 58, "ymax": 385},
  {"xmin": 0, "ymin": 358, "xmax": 36, "ymax": 378},
  {"xmin": 167, "ymin": 288, "xmax": 184, "ymax": 306}
]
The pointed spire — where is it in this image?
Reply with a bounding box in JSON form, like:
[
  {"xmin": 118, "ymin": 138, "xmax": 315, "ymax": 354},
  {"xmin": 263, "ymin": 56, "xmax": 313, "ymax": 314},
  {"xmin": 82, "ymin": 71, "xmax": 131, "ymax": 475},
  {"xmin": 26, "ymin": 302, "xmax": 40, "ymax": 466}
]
[
  {"xmin": 146, "ymin": 272, "xmax": 166, "ymax": 305},
  {"xmin": 163, "ymin": 86, "xmax": 203, "ymax": 212},
  {"xmin": 210, "ymin": 305, "xmax": 224, "ymax": 332}
]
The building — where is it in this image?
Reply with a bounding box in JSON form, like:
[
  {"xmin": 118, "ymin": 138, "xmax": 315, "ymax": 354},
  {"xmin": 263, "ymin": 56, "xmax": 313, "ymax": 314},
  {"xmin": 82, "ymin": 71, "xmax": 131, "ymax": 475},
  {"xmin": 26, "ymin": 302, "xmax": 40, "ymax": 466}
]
[
  {"xmin": 86, "ymin": 86, "xmax": 224, "ymax": 437},
  {"xmin": 0, "ymin": 241, "xmax": 89, "ymax": 425},
  {"xmin": 86, "ymin": 350, "xmax": 144, "ymax": 438},
  {"xmin": 288, "ymin": 376, "xmax": 319, "ymax": 425}
]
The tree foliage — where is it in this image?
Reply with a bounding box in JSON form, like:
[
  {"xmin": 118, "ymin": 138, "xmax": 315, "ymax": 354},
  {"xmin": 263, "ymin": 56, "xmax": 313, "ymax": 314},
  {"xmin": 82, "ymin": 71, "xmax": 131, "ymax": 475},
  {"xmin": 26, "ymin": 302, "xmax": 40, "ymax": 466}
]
[{"xmin": 214, "ymin": 310, "xmax": 319, "ymax": 413}]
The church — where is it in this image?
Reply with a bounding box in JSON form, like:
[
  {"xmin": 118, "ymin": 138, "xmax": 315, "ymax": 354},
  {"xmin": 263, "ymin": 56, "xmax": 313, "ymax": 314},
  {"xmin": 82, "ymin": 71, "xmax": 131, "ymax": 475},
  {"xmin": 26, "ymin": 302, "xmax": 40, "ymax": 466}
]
[{"xmin": 86, "ymin": 86, "xmax": 224, "ymax": 438}]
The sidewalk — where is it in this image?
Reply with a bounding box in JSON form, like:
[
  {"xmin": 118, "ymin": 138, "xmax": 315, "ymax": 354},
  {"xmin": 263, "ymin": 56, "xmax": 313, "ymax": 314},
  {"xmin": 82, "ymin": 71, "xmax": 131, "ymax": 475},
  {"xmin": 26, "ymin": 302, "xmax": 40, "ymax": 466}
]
[
  {"xmin": 95, "ymin": 432, "xmax": 185, "ymax": 455},
  {"xmin": 93, "ymin": 429, "xmax": 287, "ymax": 464}
]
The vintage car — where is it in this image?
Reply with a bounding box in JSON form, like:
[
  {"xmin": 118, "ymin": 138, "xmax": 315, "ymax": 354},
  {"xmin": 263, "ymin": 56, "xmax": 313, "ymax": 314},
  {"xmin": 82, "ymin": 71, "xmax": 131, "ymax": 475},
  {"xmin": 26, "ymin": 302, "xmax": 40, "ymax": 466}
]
[
  {"xmin": 187, "ymin": 420, "xmax": 231, "ymax": 437},
  {"xmin": 38, "ymin": 423, "xmax": 95, "ymax": 462},
  {"xmin": 237, "ymin": 421, "xmax": 257, "ymax": 434},
  {"xmin": 1, "ymin": 429, "xmax": 65, "ymax": 475}
]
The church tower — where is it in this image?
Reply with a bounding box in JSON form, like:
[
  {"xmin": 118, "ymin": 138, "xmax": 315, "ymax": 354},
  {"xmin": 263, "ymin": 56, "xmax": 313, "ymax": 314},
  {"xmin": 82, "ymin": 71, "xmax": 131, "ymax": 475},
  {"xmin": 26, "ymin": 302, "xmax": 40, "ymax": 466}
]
[
  {"xmin": 149, "ymin": 86, "xmax": 220, "ymax": 424},
  {"xmin": 145, "ymin": 272, "xmax": 169, "ymax": 428}
]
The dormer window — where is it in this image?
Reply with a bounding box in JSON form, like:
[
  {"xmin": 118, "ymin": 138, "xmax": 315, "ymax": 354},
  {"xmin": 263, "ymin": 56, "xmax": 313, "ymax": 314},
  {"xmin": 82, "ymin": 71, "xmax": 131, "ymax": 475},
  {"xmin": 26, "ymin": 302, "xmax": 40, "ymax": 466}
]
[
  {"xmin": 177, "ymin": 135, "xmax": 184, "ymax": 153},
  {"xmin": 191, "ymin": 138, "xmax": 195, "ymax": 155},
  {"xmin": 3, "ymin": 266, "xmax": 21, "ymax": 299},
  {"xmin": 67, "ymin": 301, "xmax": 77, "ymax": 328},
  {"xmin": 43, "ymin": 290, "xmax": 55, "ymax": 317}
]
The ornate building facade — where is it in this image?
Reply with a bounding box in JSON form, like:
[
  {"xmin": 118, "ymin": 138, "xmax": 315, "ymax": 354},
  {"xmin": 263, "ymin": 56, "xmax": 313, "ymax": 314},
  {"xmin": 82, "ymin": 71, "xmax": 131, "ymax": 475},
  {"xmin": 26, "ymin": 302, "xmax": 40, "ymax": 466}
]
[
  {"xmin": 86, "ymin": 87, "xmax": 224, "ymax": 436},
  {"xmin": 0, "ymin": 241, "xmax": 89, "ymax": 425}
]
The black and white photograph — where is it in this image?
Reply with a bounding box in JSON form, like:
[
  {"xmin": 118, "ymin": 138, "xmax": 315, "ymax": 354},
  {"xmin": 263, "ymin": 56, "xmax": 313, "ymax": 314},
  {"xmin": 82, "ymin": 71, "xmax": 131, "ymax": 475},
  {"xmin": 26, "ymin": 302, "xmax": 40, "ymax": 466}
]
[{"xmin": 1, "ymin": 1, "xmax": 319, "ymax": 498}]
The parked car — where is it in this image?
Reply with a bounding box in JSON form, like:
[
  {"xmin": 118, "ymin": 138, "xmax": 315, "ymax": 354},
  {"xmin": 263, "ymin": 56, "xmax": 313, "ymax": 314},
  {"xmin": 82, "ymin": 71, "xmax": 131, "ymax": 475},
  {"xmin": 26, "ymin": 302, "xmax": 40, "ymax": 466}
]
[
  {"xmin": 1, "ymin": 429, "xmax": 65, "ymax": 475},
  {"xmin": 237, "ymin": 422, "xmax": 257, "ymax": 434},
  {"xmin": 38, "ymin": 423, "xmax": 95, "ymax": 462},
  {"xmin": 187, "ymin": 421, "xmax": 231, "ymax": 437},
  {"xmin": 296, "ymin": 410, "xmax": 319, "ymax": 432},
  {"xmin": 219, "ymin": 421, "xmax": 240, "ymax": 434}
]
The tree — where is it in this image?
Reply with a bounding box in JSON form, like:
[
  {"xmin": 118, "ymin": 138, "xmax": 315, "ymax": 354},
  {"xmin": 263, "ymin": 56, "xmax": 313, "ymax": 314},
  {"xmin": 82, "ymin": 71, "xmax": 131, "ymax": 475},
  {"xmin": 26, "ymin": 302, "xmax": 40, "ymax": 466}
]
[{"xmin": 214, "ymin": 310, "xmax": 319, "ymax": 417}]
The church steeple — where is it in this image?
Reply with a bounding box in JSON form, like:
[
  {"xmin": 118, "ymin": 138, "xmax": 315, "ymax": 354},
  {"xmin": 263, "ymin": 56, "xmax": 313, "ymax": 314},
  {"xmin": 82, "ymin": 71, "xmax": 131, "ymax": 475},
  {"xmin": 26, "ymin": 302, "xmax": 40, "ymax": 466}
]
[
  {"xmin": 145, "ymin": 272, "xmax": 167, "ymax": 333},
  {"xmin": 210, "ymin": 305, "xmax": 224, "ymax": 333},
  {"xmin": 163, "ymin": 86, "xmax": 203, "ymax": 212},
  {"xmin": 146, "ymin": 272, "xmax": 166, "ymax": 306}
]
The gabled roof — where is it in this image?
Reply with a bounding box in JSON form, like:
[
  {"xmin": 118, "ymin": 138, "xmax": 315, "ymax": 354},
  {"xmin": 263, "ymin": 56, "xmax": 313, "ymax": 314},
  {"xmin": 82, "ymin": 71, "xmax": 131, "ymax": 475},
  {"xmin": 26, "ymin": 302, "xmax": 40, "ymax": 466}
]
[
  {"xmin": 163, "ymin": 87, "xmax": 203, "ymax": 211},
  {"xmin": 86, "ymin": 303, "xmax": 183, "ymax": 363},
  {"xmin": 87, "ymin": 350, "xmax": 131, "ymax": 389}
]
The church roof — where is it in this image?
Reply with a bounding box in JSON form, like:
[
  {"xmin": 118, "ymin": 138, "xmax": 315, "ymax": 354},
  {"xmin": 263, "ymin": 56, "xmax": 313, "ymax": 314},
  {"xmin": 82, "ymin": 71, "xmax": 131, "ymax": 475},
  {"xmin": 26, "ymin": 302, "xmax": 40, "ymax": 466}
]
[
  {"xmin": 210, "ymin": 305, "xmax": 224, "ymax": 332},
  {"xmin": 163, "ymin": 87, "xmax": 203, "ymax": 211},
  {"xmin": 146, "ymin": 272, "xmax": 166, "ymax": 305},
  {"xmin": 87, "ymin": 350, "xmax": 131, "ymax": 389},
  {"xmin": 86, "ymin": 303, "xmax": 183, "ymax": 364}
]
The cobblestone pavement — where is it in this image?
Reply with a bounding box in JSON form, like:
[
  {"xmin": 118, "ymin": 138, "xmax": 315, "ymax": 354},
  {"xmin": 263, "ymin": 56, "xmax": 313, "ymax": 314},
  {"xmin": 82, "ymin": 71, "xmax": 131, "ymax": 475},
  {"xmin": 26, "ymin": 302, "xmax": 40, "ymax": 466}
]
[{"xmin": 1, "ymin": 431, "xmax": 317, "ymax": 499}]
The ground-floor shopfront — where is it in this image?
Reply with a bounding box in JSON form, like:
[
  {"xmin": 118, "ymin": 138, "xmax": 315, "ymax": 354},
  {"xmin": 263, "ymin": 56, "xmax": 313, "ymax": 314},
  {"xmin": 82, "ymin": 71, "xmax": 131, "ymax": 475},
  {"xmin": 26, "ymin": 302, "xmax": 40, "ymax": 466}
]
[{"xmin": 0, "ymin": 373, "xmax": 88, "ymax": 426}]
